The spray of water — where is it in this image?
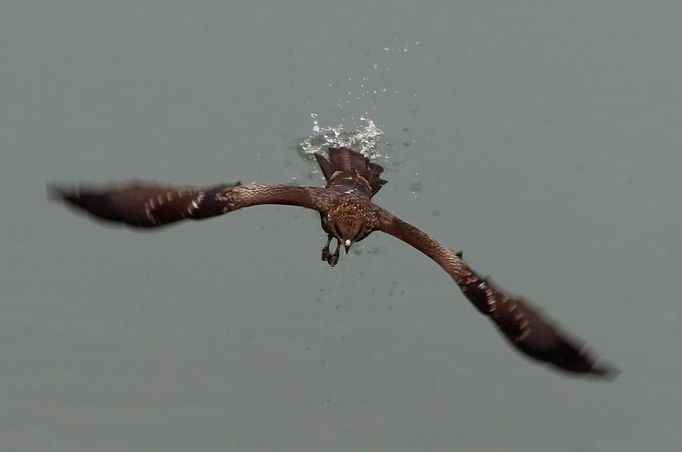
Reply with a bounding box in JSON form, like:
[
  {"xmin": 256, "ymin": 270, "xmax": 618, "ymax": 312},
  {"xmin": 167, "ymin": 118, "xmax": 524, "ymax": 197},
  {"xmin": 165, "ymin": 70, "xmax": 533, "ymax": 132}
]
[{"xmin": 298, "ymin": 114, "xmax": 384, "ymax": 160}]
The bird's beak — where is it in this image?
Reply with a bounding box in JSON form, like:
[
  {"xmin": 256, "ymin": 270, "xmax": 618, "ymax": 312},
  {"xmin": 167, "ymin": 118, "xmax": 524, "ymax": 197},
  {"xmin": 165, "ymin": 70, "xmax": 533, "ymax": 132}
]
[{"xmin": 344, "ymin": 239, "xmax": 352, "ymax": 253}]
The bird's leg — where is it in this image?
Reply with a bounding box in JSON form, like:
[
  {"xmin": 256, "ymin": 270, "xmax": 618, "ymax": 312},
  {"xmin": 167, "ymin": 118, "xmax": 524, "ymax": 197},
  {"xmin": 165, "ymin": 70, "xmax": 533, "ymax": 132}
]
[
  {"xmin": 321, "ymin": 234, "xmax": 342, "ymax": 266},
  {"xmin": 328, "ymin": 238, "xmax": 341, "ymax": 266},
  {"xmin": 321, "ymin": 234, "xmax": 333, "ymax": 263}
]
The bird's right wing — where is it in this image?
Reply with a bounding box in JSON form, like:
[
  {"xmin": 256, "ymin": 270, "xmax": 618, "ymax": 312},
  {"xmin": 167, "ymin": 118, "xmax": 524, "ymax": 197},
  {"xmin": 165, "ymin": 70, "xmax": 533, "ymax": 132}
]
[
  {"xmin": 376, "ymin": 208, "xmax": 618, "ymax": 379},
  {"xmin": 49, "ymin": 181, "xmax": 334, "ymax": 229}
]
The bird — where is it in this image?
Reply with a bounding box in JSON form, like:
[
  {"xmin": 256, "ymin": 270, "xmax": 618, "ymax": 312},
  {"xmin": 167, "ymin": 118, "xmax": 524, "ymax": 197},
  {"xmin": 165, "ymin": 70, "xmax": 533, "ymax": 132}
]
[{"xmin": 48, "ymin": 147, "xmax": 617, "ymax": 379}]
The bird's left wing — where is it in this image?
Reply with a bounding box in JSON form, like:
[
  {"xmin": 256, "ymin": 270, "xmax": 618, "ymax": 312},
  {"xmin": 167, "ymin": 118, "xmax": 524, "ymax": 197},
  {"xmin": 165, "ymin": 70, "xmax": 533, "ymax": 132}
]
[
  {"xmin": 49, "ymin": 181, "xmax": 334, "ymax": 229},
  {"xmin": 376, "ymin": 207, "xmax": 617, "ymax": 379}
]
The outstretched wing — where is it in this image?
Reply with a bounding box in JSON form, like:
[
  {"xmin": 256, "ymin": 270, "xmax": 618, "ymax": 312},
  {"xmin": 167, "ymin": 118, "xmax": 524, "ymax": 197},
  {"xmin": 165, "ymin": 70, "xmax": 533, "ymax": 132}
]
[
  {"xmin": 49, "ymin": 181, "xmax": 334, "ymax": 229},
  {"xmin": 376, "ymin": 208, "xmax": 617, "ymax": 379}
]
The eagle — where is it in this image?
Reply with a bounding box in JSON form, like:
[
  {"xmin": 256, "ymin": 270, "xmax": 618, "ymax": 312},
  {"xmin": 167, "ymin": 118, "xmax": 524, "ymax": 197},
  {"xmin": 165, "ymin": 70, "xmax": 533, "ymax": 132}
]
[{"xmin": 49, "ymin": 147, "xmax": 617, "ymax": 379}]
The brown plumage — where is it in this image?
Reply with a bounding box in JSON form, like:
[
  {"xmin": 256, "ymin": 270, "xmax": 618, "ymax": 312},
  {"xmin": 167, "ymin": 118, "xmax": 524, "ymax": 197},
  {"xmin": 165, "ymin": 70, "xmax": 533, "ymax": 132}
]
[{"xmin": 49, "ymin": 147, "xmax": 617, "ymax": 379}]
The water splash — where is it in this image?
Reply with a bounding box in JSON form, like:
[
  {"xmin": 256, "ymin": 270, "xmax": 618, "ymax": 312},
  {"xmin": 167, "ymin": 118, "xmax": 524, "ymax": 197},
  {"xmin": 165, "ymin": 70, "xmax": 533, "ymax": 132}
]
[{"xmin": 298, "ymin": 113, "xmax": 384, "ymax": 160}]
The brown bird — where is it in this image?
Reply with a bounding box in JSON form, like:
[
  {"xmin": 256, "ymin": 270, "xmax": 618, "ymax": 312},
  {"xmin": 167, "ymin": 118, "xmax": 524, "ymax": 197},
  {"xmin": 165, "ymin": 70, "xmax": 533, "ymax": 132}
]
[{"xmin": 49, "ymin": 147, "xmax": 617, "ymax": 379}]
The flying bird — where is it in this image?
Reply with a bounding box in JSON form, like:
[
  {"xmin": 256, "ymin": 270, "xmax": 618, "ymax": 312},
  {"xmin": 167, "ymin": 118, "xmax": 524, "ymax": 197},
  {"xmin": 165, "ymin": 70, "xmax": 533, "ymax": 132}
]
[{"xmin": 49, "ymin": 147, "xmax": 617, "ymax": 379}]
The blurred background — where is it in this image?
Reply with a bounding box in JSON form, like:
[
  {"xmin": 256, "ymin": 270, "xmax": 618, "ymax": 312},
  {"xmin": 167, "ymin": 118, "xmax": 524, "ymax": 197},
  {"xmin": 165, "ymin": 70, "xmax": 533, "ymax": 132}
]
[{"xmin": 2, "ymin": 1, "xmax": 681, "ymax": 451}]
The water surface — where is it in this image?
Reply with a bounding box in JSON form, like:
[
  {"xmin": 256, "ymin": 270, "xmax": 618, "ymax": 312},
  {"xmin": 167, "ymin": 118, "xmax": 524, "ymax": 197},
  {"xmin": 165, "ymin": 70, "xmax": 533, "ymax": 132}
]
[{"xmin": 2, "ymin": 1, "xmax": 681, "ymax": 451}]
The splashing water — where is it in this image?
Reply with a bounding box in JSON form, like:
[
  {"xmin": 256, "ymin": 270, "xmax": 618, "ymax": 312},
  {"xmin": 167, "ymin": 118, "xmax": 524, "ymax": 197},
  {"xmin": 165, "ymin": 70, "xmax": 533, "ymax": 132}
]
[{"xmin": 298, "ymin": 114, "xmax": 384, "ymax": 160}]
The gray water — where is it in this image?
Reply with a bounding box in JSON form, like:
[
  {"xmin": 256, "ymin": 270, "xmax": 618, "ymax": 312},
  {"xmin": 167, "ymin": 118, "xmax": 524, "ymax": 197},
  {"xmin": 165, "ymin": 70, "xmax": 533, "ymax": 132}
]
[{"xmin": 2, "ymin": 1, "xmax": 681, "ymax": 451}]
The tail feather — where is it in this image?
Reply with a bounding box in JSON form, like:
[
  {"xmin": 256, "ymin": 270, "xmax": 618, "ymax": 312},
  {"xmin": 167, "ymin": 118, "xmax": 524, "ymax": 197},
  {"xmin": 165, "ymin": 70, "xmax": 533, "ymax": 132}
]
[{"xmin": 315, "ymin": 147, "xmax": 387, "ymax": 197}]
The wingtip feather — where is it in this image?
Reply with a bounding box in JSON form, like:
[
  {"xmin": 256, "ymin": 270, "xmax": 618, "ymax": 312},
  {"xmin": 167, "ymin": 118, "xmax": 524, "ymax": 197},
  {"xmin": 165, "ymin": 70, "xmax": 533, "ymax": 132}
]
[
  {"xmin": 588, "ymin": 361, "xmax": 620, "ymax": 381},
  {"xmin": 46, "ymin": 183, "xmax": 68, "ymax": 201}
]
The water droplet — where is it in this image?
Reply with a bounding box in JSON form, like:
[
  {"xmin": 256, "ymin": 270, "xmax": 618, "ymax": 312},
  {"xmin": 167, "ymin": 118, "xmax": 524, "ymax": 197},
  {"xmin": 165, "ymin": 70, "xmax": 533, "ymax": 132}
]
[{"xmin": 298, "ymin": 115, "xmax": 385, "ymax": 160}]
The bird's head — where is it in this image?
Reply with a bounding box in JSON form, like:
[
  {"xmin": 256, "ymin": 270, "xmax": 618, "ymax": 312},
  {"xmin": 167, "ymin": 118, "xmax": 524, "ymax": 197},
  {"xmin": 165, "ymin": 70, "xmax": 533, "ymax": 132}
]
[
  {"xmin": 326, "ymin": 202, "xmax": 374, "ymax": 253},
  {"xmin": 335, "ymin": 217, "xmax": 366, "ymax": 252}
]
